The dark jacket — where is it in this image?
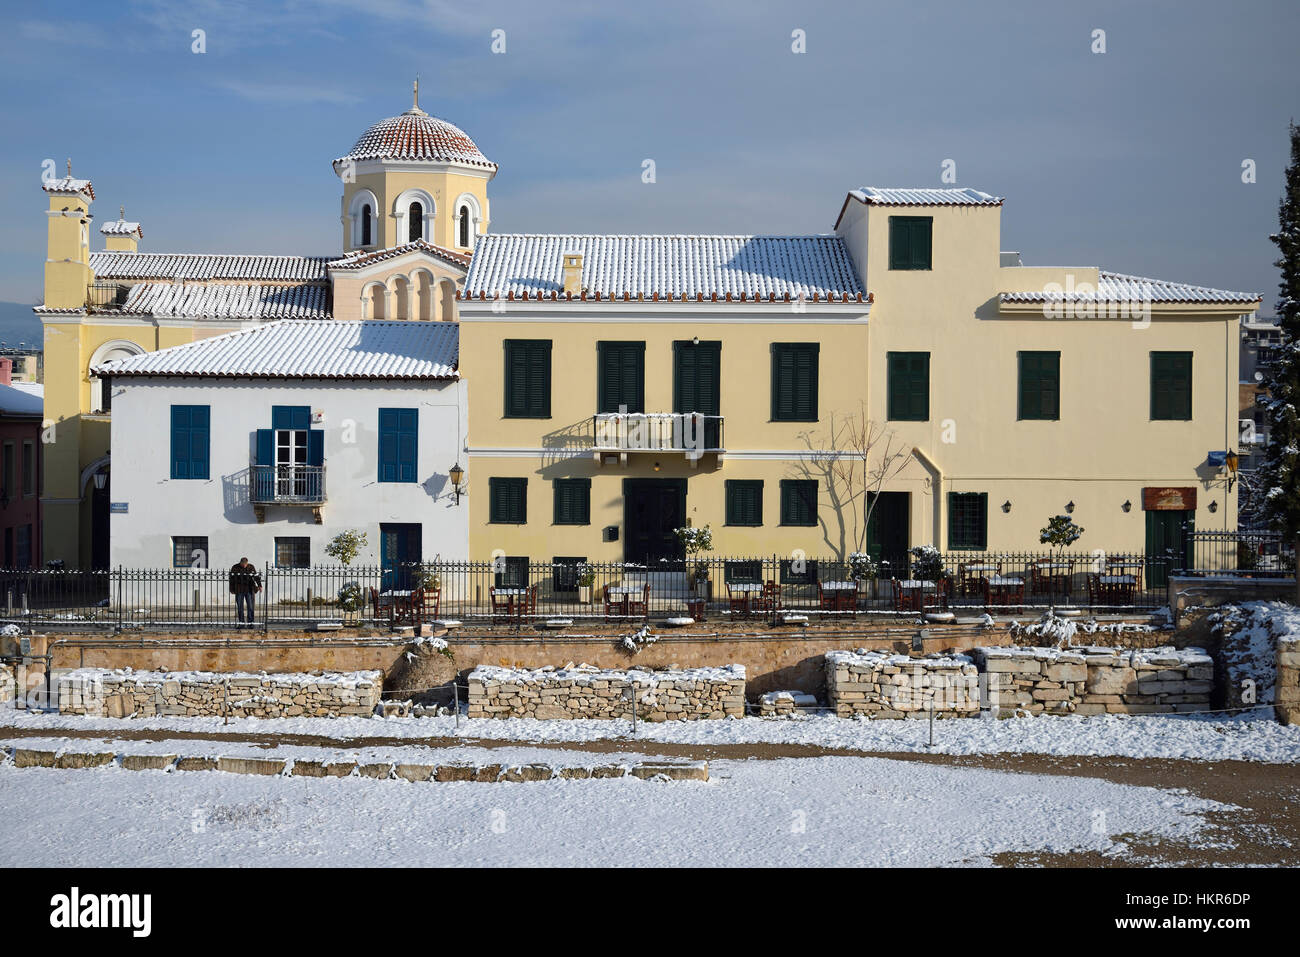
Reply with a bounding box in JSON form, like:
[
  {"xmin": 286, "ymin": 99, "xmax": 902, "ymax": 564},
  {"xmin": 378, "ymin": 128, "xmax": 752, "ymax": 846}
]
[{"xmin": 229, "ymin": 563, "xmax": 262, "ymax": 595}]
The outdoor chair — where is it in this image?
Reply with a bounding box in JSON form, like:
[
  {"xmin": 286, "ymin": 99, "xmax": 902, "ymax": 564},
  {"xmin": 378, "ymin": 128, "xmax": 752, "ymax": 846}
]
[
  {"xmin": 413, "ymin": 585, "xmax": 440, "ymax": 624},
  {"xmin": 983, "ymin": 575, "xmax": 1025, "ymax": 614},
  {"xmin": 816, "ymin": 581, "xmax": 839, "ymax": 611},
  {"xmin": 489, "ymin": 586, "xmax": 513, "ymax": 624},
  {"xmin": 1029, "ymin": 559, "xmax": 1074, "ymax": 598},
  {"xmin": 727, "ymin": 582, "xmax": 751, "ymax": 618},
  {"xmin": 603, "ymin": 583, "xmax": 626, "ymax": 621},
  {"xmin": 754, "ymin": 579, "xmax": 781, "ymax": 616},
  {"xmin": 626, "ymin": 583, "xmax": 650, "ymax": 621}
]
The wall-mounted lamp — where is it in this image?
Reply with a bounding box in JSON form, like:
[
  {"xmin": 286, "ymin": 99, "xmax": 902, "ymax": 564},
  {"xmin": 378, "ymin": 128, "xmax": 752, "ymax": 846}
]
[
  {"xmin": 448, "ymin": 462, "xmax": 464, "ymax": 504},
  {"xmin": 1226, "ymin": 449, "xmax": 1239, "ymax": 492},
  {"xmin": 653, "ymin": 461, "xmax": 662, "ymax": 472},
  {"xmin": 1065, "ymin": 501, "xmax": 1075, "ymax": 514},
  {"xmin": 1208, "ymin": 500, "xmax": 1219, "ymax": 513},
  {"xmin": 93, "ymin": 471, "xmax": 108, "ymax": 491},
  {"xmin": 1122, "ymin": 500, "xmax": 1132, "ymax": 513},
  {"xmin": 1001, "ymin": 500, "xmax": 1012, "ymax": 513}
]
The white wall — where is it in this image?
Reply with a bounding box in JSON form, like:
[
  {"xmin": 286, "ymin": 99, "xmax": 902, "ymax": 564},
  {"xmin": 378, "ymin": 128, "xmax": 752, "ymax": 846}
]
[{"xmin": 108, "ymin": 376, "xmax": 469, "ymax": 568}]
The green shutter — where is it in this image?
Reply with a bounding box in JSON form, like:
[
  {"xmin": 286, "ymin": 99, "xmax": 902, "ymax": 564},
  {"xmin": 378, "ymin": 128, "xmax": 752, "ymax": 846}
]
[
  {"xmin": 726, "ymin": 480, "xmax": 763, "ymax": 526},
  {"xmin": 598, "ymin": 342, "xmax": 645, "ymax": 413},
  {"xmin": 505, "ymin": 341, "xmax": 552, "ymax": 418},
  {"xmin": 888, "ymin": 352, "xmax": 929, "ymax": 421},
  {"xmin": 1018, "ymin": 352, "xmax": 1060, "ymax": 421},
  {"xmin": 490, "ymin": 477, "xmax": 528, "ymax": 524},
  {"xmin": 771, "ymin": 344, "xmax": 819, "ymax": 422},
  {"xmin": 780, "ymin": 480, "xmax": 817, "ymax": 526},
  {"xmin": 1151, "ymin": 352, "xmax": 1192, "ymax": 420},
  {"xmin": 553, "ymin": 478, "xmax": 591, "ymax": 525},
  {"xmin": 890, "ymin": 217, "xmax": 933, "ymax": 270}
]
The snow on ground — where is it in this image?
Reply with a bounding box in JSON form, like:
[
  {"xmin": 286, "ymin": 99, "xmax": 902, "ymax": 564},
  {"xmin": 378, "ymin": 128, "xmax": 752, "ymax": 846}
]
[
  {"xmin": 0, "ymin": 756, "xmax": 1227, "ymax": 867},
  {"xmin": 1218, "ymin": 600, "xmax": 1299, "ymax": 705},
  {"xmin": 2, "ymin": 705, "xmax": 1297, "ymax": 763}
]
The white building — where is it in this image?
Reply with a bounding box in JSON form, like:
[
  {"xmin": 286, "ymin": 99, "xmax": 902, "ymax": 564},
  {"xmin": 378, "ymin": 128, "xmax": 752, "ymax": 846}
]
[{"xmin": 93, "ymin": 320, "xmax": 468, "ymax": 573}]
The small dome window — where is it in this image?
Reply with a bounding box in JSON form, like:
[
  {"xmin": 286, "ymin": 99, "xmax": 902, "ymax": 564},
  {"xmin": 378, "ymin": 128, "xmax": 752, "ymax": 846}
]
[
  {"xmin": 459, "ymin": 205, "xmax": 470, "ymax": 248},
  {"xmin": 361, "ymin": 204, "xmax": 372, "ymax": 246},
  {"xmin": 409, "ymin": 201, "xmax": 423, "ymax": 243}
]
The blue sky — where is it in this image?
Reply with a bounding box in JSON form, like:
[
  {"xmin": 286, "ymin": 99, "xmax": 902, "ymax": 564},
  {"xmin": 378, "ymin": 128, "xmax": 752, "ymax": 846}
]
[{"xmin": 0, "ymin": 0, "xmax": 1296, "ymax": 312}]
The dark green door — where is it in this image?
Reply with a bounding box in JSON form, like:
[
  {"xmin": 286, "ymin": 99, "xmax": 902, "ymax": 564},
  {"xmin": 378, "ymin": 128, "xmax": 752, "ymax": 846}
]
[
  {"xmin": 380, "ymin": 523, "xmax": 422, "ymax": 590},
  {"xmin": 1145, "ymin": 510, "xmax": 1193, "ymax": 589},
  {"xmin": 623, "ymin": 479, "xmax": 686, "ymax": 566},
  {"xmin": 673, "ymin": 341, "xmax": 721, "ymax": 450},
  {"xmin": 866, "ymin": 491, "xmax": 909, "ymax": 579}
]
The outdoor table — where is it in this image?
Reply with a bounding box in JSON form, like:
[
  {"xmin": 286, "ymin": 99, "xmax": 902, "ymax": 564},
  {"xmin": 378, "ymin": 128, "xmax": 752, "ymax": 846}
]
[
  {"xmin": 1032, "ymin": 561, "xmax": 1074, "ymax": 599},
  {"xmin": 820, "ymin": 580, "xmax": 857, "ymax": 611},
  {"xmin": 897, "ymin": 579, "xmax": 938, "ymax": 612},
  {"xmin": 607, "ymin": 583, "xmax": 644, "ymax": 617},
  {"xmin": 727, "ymin": 581, "xmax": 763, "ymax": 617},
  {"xmin": 494, "ymin": 586, "xmax": 530, "ymax": 619},
  {"xmin": 985, "ymin": 575, "xmax": 1025, "ymax": 611},
  {"xmin": 379, "ymin": 589, "xmax": 415, "ymax": 624}
]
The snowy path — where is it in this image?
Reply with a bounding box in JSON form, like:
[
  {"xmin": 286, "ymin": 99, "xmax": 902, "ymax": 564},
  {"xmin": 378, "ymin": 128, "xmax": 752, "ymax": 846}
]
[
  {"xmin": 2, "ymin": 707, "xmax": 1298, "ymax": 763},
  {"xmin": 0, "ymin": 756, "xmax": 1224, "ymax": 867}
]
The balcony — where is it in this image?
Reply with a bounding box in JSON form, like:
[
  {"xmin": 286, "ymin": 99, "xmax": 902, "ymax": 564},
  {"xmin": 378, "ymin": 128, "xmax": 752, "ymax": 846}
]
[
  {"xmin": 592, "ymin": 413, "xmax": 723, "ymax": 466},
  {"xmin": 250, "ymin": 464, "xmax": 326, "ymax": 523},
  {"xmin": 86, "ymin": 281, "xmax": 129, "ymax": 313}
]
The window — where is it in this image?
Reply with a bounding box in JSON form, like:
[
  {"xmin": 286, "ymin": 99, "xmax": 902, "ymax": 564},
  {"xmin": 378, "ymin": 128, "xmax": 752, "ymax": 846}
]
[
  {"xmin": 553, "ymin": 478, "xmax": 591, "ymax": 525},
  {"xmin": 1, "ymin": 442, "xmax": 12, "ymax": 499},
  {"xmin": 504, "ymin": 340, "xmax": 552, "ymax": 418},
  {"xmin": 459, "ymin": 205, "xmax": 471, "ymax": 248},
  {"xmin": 170, "ymin": 405, "xmax": 211, "ymax": 480},
  {"xmin": 408, "ymin": 201, "xmax": 423, "ymax": 243},
  {"xmin": 494, "ymin": 556, "xmax": 529, "ymax": 588},
  {"xmin": 780, "ymin": 479, "xmax": 818, "ymax": 526},
  {"xmin": 889, "ymin": 216, "xmax": 932, "ymax": 270},
  {"xmin": 21, "ymin": 441, "xmax": 34, "ymax": 496},
  {"xmin": 15, "ymin": 525, "xmax": 30, "ymax": 569},
  {"xmin": 725, "ymin": 480, "xmax": 763, "ymax": 526},
  {"xmin": 274, "ymin": 537, "xmax": 311, "ymax": 569},
  {"xmin": 887, "ymin": 352, "xmax": 930, "ymax": 421},
  {"xmin": 1018, "ymin": 351, "xmax": 1060, "ymax": 420},
  {"xmin": 771, "ymin": 343, "xmax": 819, "ymax": 422},
  {"xmin": 947, "ymin": 492, "xmax": 988, "ymax": 550},
  {"xmin": 378, "ymin": 408, "xmax": 418, "ymax": 483},
  {"xmin": 552, "ymin": 556, "xmax": 587, "ymax": 592},
  {"xmin": 489, "ymin": 477, "xmax": 528, "ymax": 524},
  {"xmin": 172, "ymin": 536, "xmax": 209, "ymax": 568},
  {"xmin": 597, "ymin": 341, "xmax": 645, "ymax": 413},
  {"xmin": 1151, "ymin": 352, "xmax": 1193, "ymax": 420},
  {"xmin": 361, "ymin": 204, "xmax": 372, "ymax": 246}
]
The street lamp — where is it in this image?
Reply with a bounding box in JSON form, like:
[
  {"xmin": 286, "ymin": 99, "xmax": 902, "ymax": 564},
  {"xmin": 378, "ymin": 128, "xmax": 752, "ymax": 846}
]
[{"xmin": 448, "ymin": 462, "xmax": 464, "ymax": 504}]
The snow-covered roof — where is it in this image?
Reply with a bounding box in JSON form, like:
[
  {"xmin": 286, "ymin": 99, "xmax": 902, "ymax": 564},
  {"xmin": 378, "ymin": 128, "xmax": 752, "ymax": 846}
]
[
  {"xmin": 1001, "ymin": 271, "xmax": 1260, "ymax": 306},
  {"xmin": 461, "ymin": 234, "xmax": 867, "ymax": 302},
  {"xmin": 115, "ymin": 282, "xmax": 331, "ymax": 320},
  {"xmin": 90, "ymin": 251, "xmax": 333, "ymax": 282},
  {"xmin": 0, "ymin": 381, "xmax": 42, "ymax": 416},
  {"xmin": 848, "ymin": 187, "xmax": 1004, "ymax": 207},
  {"xmin": 42, "ymin": 176, "xmax": 94, "ymax": 200},
  {"xmin": 100, "ymin": 218, "xmax": 142, "ymax": 238},
  {"xmin": 330, "ymin": 238, "xmax": 470, "ymax": 272},
  {"xmin": 92, "ymin": 320, "xmax": 457, "ymax": 380},
  {"xmin": 334, "ymin": 107, "xmax": 495, "ymax": 171}
]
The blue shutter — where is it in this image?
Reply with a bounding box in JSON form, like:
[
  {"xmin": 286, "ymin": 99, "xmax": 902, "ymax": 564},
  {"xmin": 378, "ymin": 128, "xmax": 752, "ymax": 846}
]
[
  {"xmin": 256, "ymin": 429, "xmax": 273, "ymax": 465},
  {"xmin": 170, "ymin": 406, "xmax": 189, "ymax": 480},
  {"xmin": 308, "ymin": 429, "xmax": 324, "ymax": 467},
  {"xmin": 191, "ymin": 406, "xmax": 210, "ymax": 480},
  {"xmin": 398, "ymin": 409, "xmax": 417, "ymax": 482}
]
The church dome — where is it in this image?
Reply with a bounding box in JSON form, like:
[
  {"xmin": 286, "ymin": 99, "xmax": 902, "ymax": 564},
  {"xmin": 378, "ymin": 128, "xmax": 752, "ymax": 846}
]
[{"xmin": 336, "ymin": 106, "xmax": 496, "ymax": 172}]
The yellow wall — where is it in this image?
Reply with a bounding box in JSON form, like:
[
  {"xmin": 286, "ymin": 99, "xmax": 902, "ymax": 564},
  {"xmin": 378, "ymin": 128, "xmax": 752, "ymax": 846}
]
[
  {"xmin": 342, "ymin": 168, "xmax": 489, "ymax": 253},
  {"xmin": 461, "ymin": 310, "xmax": 871, "ymax": 561}
]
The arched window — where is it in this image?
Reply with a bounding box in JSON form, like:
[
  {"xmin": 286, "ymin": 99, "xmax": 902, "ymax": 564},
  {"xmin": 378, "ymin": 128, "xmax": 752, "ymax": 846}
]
[
  {"xmin": 409, "ymin": 202, "xmax": 423, "ymax": 243},
  {"xmin": 361, "ymin": 204, "xmax": 372, "ymax": 246},
  {"xmin": 459, "ymin": 206, "xmax": 470, "ymax": 248}
]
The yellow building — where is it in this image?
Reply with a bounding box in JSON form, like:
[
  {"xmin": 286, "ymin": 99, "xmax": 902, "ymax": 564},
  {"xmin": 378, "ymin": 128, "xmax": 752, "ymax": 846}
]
[
  {"xmin": 458, "ymin": 187, "xmax": 1260, "ymax": 583},
  {"xmin": 35, "ymin": 86, "xmax": 487, "ymax": 567}
]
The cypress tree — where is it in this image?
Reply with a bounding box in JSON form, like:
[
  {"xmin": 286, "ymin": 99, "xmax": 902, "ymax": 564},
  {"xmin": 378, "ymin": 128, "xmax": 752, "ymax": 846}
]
[{"xmin": 1260, "ymin": 122, "xmax": 1300, "ymax": 535}]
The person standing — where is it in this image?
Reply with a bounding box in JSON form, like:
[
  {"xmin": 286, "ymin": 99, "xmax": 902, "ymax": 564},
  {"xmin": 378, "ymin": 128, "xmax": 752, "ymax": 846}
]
[{"xmin": 228, "ymin": 557, "xmax": 262, "ymax": 626}]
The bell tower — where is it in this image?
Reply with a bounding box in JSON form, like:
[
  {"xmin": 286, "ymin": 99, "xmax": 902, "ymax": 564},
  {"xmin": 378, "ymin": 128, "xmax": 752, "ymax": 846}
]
[
  {"xmin": 43, "ymin": 159, "xmax": 94, "ymax": 309},
  {"xmin": 334, "ymin": 83, "xmax": 496, "ymax": 254}
]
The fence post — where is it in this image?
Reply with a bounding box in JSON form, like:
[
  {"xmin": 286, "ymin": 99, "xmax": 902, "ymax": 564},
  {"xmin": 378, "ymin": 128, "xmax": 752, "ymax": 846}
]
[
  {"xmin": 262, "ymin": 566, "xmax": 270, "ymax": 634},
  {"xmin": 453, "ymin": 679, "xmax": 460, "ymax": 729},
  {"xmin": 116, "ymin": 567, "xmax": 123, "ymax": 631}
]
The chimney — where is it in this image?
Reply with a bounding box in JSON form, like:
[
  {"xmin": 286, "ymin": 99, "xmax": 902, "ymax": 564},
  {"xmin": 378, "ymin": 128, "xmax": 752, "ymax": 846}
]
[
  {"xmin": 101, "ymin": 206, "xmax": 143, "ymax": 253},
  {"xmin": 561, "ymin": 252, "xmax": 583, "ymax": 297},
  {"xmin": 0, "ymin": 358, "xmax": 12, "ymax": 386}
]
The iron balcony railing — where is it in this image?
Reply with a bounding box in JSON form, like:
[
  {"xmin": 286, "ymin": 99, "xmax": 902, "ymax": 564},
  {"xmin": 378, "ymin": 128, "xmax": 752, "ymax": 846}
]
[
  {"xmin": 86, "ymin": 281, "xmax": 129, "ymax": 312},
  {"xmin": 592, "ymin": 412, "xmax": 724, "ymax": 455},
  {"xmin": 250, "ymin": 464, "xmax": 326, "ymax": 505}
]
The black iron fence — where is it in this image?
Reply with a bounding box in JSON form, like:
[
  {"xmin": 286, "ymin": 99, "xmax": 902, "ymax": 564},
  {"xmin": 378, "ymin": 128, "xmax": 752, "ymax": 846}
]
[
  {"xmin": 0, "ymin": 548, "xmax": 1193, "ymax": 631},
  {"xmin": 1179, "ymin": 530, "xmax": 1294, "ymax": 578}
]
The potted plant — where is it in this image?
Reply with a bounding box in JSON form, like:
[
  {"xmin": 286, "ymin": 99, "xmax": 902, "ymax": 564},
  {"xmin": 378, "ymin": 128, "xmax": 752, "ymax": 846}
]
[
  {"xmin": 674, "ymin": 524, "xmax": 714, "ymax": 598},
  {"xmin": 576, "ymin": 563, "xmax": 596, "ymax": 604},
  {"xmin": 848, "ymin": 551, "xmax": 878, "ymax": 598},
  {"xmin": 325, "ymin": 529, "xmax": 368, "ymax": 625}
]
